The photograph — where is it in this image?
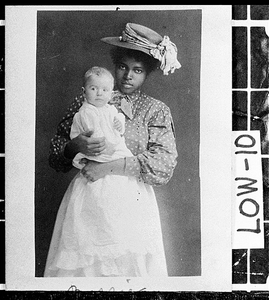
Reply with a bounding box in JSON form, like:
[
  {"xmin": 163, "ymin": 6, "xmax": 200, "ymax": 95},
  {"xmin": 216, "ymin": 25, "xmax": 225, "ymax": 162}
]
[
  {"xmin": 35, "ymin": 8, "xmax": 201, "ymax": 279},
  {"xmin": 5, "ymin": 5, "xmax": 232, "ymax": 291}
]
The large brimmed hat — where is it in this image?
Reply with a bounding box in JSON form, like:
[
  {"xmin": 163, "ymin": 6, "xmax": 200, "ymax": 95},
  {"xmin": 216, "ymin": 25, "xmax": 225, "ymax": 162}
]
[{"xmin": 101, "ymin": 23, "xmax": 181, "ymax": 75}]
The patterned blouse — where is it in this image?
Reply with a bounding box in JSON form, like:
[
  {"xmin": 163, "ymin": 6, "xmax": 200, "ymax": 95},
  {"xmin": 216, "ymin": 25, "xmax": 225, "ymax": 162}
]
[{"xmin": 49, "ymin": 89, "xmax": 178, "ymax": 186}]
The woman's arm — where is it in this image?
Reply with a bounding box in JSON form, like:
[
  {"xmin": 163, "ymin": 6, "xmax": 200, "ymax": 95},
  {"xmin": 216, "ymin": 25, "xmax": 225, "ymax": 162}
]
[
  {"xmin": 49, "ymin": 95, "xmax": 84, "ymax": 172},
  {"xmin": 49, "ymin": 94, "xmax": 106, "ymax": 172},
  {"xmin": 135, "ymin": 104, "xmax": 178, "ymax": 186},
  {"xmin": 80, "ymin": 158, "xmax": 126, "ymax": 181},
  {"xmin": 81, "ymin": 103, "xmax": 178, "ymax": 185}
]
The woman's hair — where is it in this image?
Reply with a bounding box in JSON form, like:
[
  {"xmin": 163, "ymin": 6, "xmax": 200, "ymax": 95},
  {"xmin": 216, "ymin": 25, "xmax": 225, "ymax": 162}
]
[
  {"xmin": 110, "ymin": 47, "xmax": 160, "ymax": 75},
  {"xmin": 83, "ymin": 66, "xmax": 114, "ymax": 87}
]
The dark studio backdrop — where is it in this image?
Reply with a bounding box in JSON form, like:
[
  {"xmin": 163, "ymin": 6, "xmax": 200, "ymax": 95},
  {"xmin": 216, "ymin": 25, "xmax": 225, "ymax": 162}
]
[{"xmin": 35, "ymin": 9, "xmax": 201, "ymax": 277}]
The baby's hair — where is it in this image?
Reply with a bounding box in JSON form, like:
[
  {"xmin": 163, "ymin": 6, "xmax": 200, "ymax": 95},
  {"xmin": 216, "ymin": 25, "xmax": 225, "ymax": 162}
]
[{"xmin": 83, "ymin": 66, "xmax": 114, "ymax": 87}]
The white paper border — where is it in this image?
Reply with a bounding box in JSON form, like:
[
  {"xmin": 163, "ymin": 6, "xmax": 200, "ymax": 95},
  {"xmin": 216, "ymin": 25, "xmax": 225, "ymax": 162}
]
[{"xmin": 5, "ymin": 5, "xmax": 232, "ymax": 291}]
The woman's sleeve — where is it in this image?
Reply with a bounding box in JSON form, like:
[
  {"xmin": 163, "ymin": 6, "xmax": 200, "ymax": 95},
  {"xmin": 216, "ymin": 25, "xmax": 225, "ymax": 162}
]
[
  {"xmin": 48, "ymin": 95, "xmax": 83, "ymax": 173},
  {"xmin": 125, "ymin": 103, "xmax": 178, "ymax": 186}
]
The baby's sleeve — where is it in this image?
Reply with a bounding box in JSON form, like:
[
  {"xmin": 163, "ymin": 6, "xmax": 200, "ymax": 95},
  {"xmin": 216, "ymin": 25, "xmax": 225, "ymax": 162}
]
[
  {"xmin": 70, "ymin": 109, "xmax": 95, "ymax": 139},
  {"xmin": 110, "ymin": 104, "xmax": 126, "ymax": 135},
  {"xmin": 116, "ymin": 112, "xmax": 126, "ymax": 135}
]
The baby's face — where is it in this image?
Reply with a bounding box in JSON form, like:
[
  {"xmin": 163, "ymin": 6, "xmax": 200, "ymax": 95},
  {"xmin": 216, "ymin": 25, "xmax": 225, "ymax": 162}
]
[{"xmin": 83, "ymin": 74, "xmax": 113, "ymax": 107}]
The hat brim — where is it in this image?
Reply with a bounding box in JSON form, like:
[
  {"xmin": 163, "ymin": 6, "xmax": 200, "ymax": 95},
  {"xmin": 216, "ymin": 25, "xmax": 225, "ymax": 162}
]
[{"xmin": 101, "ymin": 37, "xmax": 151, "ymax": 56}]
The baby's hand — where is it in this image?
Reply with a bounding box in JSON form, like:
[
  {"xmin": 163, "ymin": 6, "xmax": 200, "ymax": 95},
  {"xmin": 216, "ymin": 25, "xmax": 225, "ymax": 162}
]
[{"xmin": 113, "ymin": 117, "xmax": 123, "ymax": 132}]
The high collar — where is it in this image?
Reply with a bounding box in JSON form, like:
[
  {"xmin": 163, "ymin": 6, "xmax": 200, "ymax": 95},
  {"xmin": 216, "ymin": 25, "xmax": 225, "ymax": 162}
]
[{"xmin": 112, "ymin": 89, "xmax": 141, "ymax": 102}]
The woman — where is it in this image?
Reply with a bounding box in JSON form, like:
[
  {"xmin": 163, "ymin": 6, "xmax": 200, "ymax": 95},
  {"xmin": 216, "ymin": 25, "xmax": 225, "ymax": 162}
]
[{"xmin": 45, "ymin": 23, "xmax": 180, "ymax": 277}]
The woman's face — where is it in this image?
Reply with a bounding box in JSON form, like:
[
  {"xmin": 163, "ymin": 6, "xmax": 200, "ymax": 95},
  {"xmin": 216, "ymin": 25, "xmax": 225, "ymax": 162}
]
[{"xmin": 114, "ymin": 56, "xmax": 147, "ymax": 94}]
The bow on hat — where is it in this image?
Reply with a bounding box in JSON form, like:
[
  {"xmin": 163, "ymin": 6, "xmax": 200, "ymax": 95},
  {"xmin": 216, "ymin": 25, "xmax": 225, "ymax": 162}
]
[{"xmin": 101, "ymin": 23, "xmax": 181, "ymax": 76}]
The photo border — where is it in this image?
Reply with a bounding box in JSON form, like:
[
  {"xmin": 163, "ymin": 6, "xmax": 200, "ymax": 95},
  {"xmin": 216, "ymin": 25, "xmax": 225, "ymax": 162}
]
[{"xmin": 5, "ymin": 5, "xmax": 232, "ymax": 291}]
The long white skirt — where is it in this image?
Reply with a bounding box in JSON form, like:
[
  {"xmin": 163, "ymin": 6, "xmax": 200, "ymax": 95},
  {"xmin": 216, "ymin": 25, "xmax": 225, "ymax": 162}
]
[{"xmin": 44, "ymin": 172, "xmax": 168, "ymax": 277}]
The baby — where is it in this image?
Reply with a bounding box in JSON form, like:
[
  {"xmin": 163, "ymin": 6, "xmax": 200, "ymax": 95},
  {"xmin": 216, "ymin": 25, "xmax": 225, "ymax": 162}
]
[{"xmin": 70, "ymin": 66, "xmax": 133, "ymax": 168}]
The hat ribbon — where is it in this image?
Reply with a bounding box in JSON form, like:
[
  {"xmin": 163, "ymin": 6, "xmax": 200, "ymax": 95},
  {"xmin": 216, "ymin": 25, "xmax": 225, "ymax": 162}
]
[{"xmin": 120, "ymin": 23, "xmax": 181, "ymax": 75}]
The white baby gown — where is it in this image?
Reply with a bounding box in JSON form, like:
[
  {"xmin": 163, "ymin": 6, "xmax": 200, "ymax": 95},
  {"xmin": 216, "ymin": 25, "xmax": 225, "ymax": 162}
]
[{"xmin": 44, "ymin": 102, "xmax": 168, "ymax": 277}]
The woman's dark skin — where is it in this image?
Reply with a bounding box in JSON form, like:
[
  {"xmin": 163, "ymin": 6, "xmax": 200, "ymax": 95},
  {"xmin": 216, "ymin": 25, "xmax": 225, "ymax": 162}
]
[
  {"xmin": 64, "ymin": 56, "xmax": 148, "ymax": 182},
  {"xmin": 64, "ymin": 130, "xmax": 106, "ymax": 159}
]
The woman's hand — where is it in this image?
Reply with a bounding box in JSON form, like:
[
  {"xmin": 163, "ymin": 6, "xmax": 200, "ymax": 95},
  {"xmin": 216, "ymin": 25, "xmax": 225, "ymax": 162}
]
[
  {"xmin": 80, "ymin": 160, "xmax": 112, "ymax": 182},
  {"xmin": 64, "ymin": 131, "xmax": 106, "ymax": 159},
  {"xmin": 80, "ymin": 158, "xmax": 125, "ymax": 182}
]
